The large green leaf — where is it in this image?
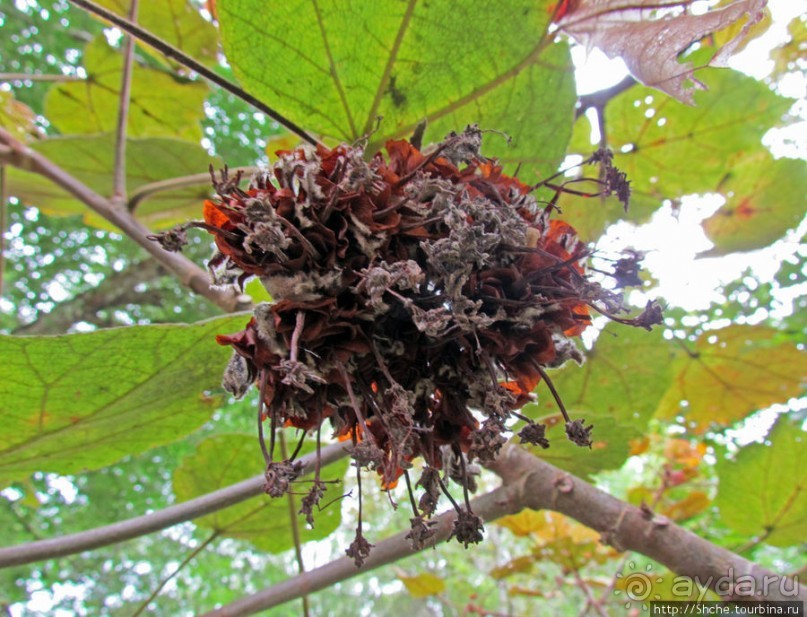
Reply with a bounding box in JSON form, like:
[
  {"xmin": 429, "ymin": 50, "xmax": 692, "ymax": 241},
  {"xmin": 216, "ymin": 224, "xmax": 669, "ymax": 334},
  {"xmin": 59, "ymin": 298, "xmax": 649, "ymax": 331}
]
[
  {"xmin": 45, "ymin": 38, "xmax": 208, "ymax": 140},
  {"xmin": 655, "ymin": 325, "xmax": 806, "ymax": 433},
  {"xmin": 522, "ymin": 324, "xmax": 678, "ymax": 477},
  {"xmin": 716, "ymin": 416, "xmax": 806, "ymax": 546},
  {"xmin": 537, "ymin": 324, "xmax": 680, "ymax": 425},
  {"xmin": 520, "ymin": 408, "xmax": 642, "ymax": 479},
  {"xmin": 173, "ymin": 433, "xmax": 349, "ymax": 553},
  {"xmin": 5, "ymin": 134, "xmax": 221, "ymax": 230},
  {"xmin": 218, "ymin": 0, "xmax": 576, "ymax": 182},
  {"xmin": 701, "ymin": 153, "xmax": 807, "ymax": 256},
  {"xmin": 95, "ymin": 0, "xmax": 219, "ymax": 67},
  {"xmin": 0, "ymin": 315, "xmax": 247, "ymax": 487},
  {"xmin": 605, "ymin": 68, "xmax": 790, "ymax": 202}
]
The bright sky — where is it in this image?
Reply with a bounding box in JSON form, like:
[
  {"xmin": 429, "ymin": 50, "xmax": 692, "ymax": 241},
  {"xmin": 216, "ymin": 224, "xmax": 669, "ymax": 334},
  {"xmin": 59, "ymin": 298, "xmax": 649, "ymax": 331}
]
[{"xmin": 571, "ymin": 0, "xmax": 806, "ymax": 314}]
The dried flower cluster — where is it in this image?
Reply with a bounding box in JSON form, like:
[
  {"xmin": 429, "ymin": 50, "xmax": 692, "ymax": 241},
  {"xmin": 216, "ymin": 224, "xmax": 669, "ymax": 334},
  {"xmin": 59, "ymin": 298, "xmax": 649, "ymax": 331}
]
[{"xmin": 152, "ymin": 126, "xmax": 660, "ymax": 566}]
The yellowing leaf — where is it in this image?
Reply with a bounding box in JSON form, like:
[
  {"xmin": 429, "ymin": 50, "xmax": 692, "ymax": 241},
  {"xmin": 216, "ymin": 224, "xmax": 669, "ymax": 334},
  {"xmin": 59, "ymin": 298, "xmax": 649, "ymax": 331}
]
[
  {"xmin": 556, "ymin": 0, "xmax": 767, "ymax": 104},
  {"xmin": 45, "ymin": 38, "xmax": 207, "ymax": 140},
  {"xmin": 662, "ymin": 491, "xmax": 710, "ymax": 521},
  {"xmin": 496, "ymin": 509, "xmax": 548, "ymax": 537},
  {"xmin": 701, "ymin": 154, "xmax": 807, "ymax": 256},
  {"xmin": 0, "ymin": 91, "xmax": 36, "ymax": 140},
  {"xmin": 398, "ymin": 572, "xmax": 446, "ymax": 598},
  {"xmin": 663, "ymin": 439, "xmax": 707, "ymax": 468},
  {"xmin": 498, "ymin": 510, "xmax": 599, "ymax": 545},
  {"xmin": 490, "ymin": 556, "xmax": 536, "ymax": 580},
  {"xmin": 716, "ymin": 417, "xmax": 806, "ymax": 546},
  {"xmin": 655, "ymin": 325, "xmax": 806, "ymax": 433}
]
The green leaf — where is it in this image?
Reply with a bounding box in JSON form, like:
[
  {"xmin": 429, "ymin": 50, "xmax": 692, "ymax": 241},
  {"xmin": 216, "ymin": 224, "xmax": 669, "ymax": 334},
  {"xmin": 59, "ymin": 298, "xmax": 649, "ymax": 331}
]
[
  {"xmin": 545, "ymin": 324, "xmax": 681, "ymax": 425},
  {"xmin": 522, "ymin": 324, "xmax": 679, "ymax": 476},
  {"xmin": 173, "ymin": 433, "xmax": 349, "ymax": 552},
  {"xmin": 521, "ymin": 408, "xmax": 642, "ymax": 478},
  {"xmin": 5, "ymin": 134, "xmax": 220, "ymax": 230},
  {"xmin": 45, "ymin": 38, "xmax": 208, "ymax": 140},
  {"xmin": 95, "ymin": 0, "xmax": 219, "ymax": 67},
  {"xmin": 0, "ymin": 315, "xmax": 246, "ymax": 487},
  {"xmin": 701, "ymin": 154, "xmax": 807, "ymax": 255},
  {"xmin": 218, "ymin": 0, "xmax": 576, "ymax": 182},
  {"xmin": 655, "ymin": 325, "xmax": 807, "ymax": 433},
  {"xmin": 398, "ymin": 572, "xmax": 446, "ymax": 598},
  {"xmin": 716, "ymin": 417, "xmax": 806, "ymax": 546},
  {"xmin": 606, "ymin": 68, "xmax": 790, "ymax": 202}
]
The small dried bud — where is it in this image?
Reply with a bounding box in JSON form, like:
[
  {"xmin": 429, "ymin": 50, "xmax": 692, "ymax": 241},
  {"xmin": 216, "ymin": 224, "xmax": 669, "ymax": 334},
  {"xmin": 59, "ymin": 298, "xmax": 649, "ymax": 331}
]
[
  {"xmin": 449, "ymin": 509, "xmax": 484, "ymax": 548},
  {"xmin": 299, "ymin": 480, "xmax": 326, "ymax": 527},
  {"xmin": 147, "ymin": 226, "xmax": 189, "ymax": 252},
  {"xmin": 565, "ymin": 419, "xmax": 594, "ymax": 448},
  {"xmin": 221, "ymin": 351, "xmax": 253, "ymax": 399},
  {"xmin": 518, "ymin": 421, "xmax": 550, "ymax": 449},
  {"xmin": 468, "ymin": 419, "xmax": 507, "ymax": 464},
  {"xmin": 345, "ymin": 530, "xmax": 374, "ymax": 568},
  {"xmin": 264, "ymin": 460, "xmax": 300, "ymax": 498},
  {"xmin": 351, "ymin": 440, "xmax": 385, "ymax": 470},
  {"xmin": 278, "ymin": 359, "xmax": 325, "ymax": 393},
  {"xmin": 612, "ymin": 251, "xmax": 644, "ymax": 288},
  {"xmin": 405, "ymin": 515, "xmax": 438, "ymax": 550},
  {"xmin": 631, "ymin": 299, "xmax": 664, "ymax": 331},
  {"xmin": 416, "ymin": 467, "xmax": 442, "ymax": 517},
  {"xmin": 441, "ymin": 124, "xmax": 484, "ymax": 166}
]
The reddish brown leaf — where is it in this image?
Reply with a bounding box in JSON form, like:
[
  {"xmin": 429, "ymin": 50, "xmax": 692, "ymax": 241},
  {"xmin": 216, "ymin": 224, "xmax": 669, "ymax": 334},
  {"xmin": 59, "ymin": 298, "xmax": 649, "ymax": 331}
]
[{"xmin": 556, "ymin": 0, "xmax": 767, "ymax": 103}]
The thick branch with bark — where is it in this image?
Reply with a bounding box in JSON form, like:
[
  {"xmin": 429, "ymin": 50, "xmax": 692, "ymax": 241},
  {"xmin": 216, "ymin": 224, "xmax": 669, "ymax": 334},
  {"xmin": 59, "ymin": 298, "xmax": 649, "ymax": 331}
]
[
  {"xmin": 202, "ymin": 445, "xmax": 807, "ymax": 616},
  {"xmin": 0, "ymin": 127, "xmax": 251, "ymax": 313}
]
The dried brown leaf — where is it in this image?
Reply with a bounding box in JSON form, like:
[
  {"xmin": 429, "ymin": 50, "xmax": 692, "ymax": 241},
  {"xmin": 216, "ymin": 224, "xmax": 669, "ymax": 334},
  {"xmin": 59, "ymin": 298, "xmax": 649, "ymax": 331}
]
[{"xmin": 556, "ymin": 0, "xmax": 767, "ymax": 103}]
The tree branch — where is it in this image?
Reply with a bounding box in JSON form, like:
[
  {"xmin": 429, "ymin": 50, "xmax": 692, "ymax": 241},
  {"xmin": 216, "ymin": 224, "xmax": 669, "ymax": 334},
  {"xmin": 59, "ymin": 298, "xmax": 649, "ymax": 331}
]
[
  {"xmin": 0, "ymin": 126, "xmax": 251, "ymax": 313},
  {"xmin": 0, "ymin": 73, "xmax": 85, "ymax": 83},
  {"xmin": 66, "ymin": 0, "xmax": 319, "ymax": 147},
  {"xmin": 0, "ymin": 442, "xmax": 348, "ymax": 569},
  {"xmin": 0, "ymin": 165, "xmax": 6, "ymax": 298},
  {"xmin": 576, "ymin": 75, "xmax": 637, "ymax": 119},
  {"xmin": 127, "ymin": 167, "xmax": 259, "ymax": 213},
  {"xmin": 13, "ymin": 258, "xmax": 168, "ymax": 335},
  {"xmin": 111, "ymin": 0, "xmax": 138, "ymax": 204},
  {"xmin": 202, "ymin": 445, "xmax": 807, "ymax": 616}
]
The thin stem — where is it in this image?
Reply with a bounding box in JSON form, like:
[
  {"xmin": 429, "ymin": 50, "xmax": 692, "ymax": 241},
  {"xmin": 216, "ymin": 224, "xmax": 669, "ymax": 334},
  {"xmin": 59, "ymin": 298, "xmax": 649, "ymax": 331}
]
[
  {"xmin": 569, "ymin": 553, "xmax": 610, "ymax": 617},
  {"xmin": 67, "ymin": 0, "xmax": 318, "ymax": 146},
  {"xmin": 112, "ymin": 0, "xmax": 138, "ymax": 204},
  {"xmin": 127, "ymin": 168, "xmax": 259, "ymax": 212},
  {"xmin": 257, "ymin": 369, "xmax": 271, "ymax": 465},
  {"xmin": 0, "ymin": 165, "xmax": 5, "ymax": 298},
  {"xmin": 0, "ymin": 442, "xmax": 348, "ymax": 568},
  {"xmin": 0, "ymin": 127, "xmax": 250, "ymax": 312},
  {"xmin": 403, "ymin": 470, "xmax": 419, "ymax": 515},
  {"xmin": 533, "ymin": 363, "xmax": 571, "ymax": 423},
  {"xmin": 279, "ymin": 433, "xmax": 311, "ymax": 617},
  {"xmin": 0, "ymin": 73, "xmax": 85, "ymax": 82},
  {"xmin": 130, "ymin": 531, "xmax": 220, "ymax": 617}
]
